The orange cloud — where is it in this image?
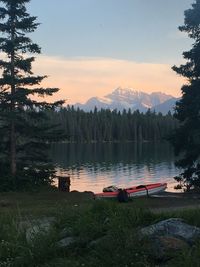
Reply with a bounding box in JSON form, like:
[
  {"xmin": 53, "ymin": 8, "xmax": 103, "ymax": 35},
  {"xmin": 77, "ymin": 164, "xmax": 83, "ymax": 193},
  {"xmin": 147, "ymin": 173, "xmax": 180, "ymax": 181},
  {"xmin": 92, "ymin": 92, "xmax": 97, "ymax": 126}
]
[{"xmin": 31, "ymin": 55, "xmax": 185, "ymax": 104}]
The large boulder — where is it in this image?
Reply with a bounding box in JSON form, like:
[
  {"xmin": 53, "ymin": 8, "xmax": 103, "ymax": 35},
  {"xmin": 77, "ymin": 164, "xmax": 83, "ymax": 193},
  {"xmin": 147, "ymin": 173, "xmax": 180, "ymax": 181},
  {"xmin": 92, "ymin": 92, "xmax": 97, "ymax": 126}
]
[
  {"xmin": 141, "ymin": 218, "xmax": 200, "ymax": 244},
  {"xmin": 56, "ymin": 237, "xmax": 76, "ymax": 248},
  {"xmin": 19, "ymin": 217, "xmax": 55, "ymax": 243},
  {"xmin": 140, "ymin": 218, "xmax": 200, "ymax": 260}
]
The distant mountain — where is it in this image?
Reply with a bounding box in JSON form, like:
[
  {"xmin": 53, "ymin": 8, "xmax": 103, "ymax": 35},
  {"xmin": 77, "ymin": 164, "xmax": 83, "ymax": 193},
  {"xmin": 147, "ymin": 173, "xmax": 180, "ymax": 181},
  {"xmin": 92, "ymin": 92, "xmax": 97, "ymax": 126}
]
[
  {"xmin": 152, "ymin": 98, "xmax": 179, "ymax": 114},
  {"xmin": 74, "ymin": 87, "xmax": 178, "ymax": 114}
]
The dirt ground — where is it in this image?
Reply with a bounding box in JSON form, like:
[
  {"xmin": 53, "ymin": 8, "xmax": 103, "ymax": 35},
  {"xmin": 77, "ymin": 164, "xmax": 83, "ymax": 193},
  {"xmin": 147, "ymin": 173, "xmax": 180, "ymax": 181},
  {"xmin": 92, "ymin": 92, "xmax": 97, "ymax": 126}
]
[
  {"xmin": 1, "ymin": 190, "xmax": 200, "ymax": 216},
  {"xmin": 146, "ymin": 191, "xmax": 200, "ymax": 213}
]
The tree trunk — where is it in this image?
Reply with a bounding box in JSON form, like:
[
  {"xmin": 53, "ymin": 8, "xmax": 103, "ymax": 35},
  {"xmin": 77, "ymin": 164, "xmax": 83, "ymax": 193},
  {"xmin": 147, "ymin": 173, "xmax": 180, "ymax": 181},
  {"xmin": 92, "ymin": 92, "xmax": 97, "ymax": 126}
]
[
  {"xmin": 10, "ymin": 121, "xmax": 16, "ymax": 176},
  {"xmin": 10, "ymin": 5, "xmax": 16, "ymax": 177}
]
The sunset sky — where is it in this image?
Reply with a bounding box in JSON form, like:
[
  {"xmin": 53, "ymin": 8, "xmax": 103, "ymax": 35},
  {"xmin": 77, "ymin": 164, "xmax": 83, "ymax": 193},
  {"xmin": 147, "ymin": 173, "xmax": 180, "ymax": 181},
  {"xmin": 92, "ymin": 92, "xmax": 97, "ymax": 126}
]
[{"xmin": 28, "ymin": 0, "xmax": 192, "ymax": 104}]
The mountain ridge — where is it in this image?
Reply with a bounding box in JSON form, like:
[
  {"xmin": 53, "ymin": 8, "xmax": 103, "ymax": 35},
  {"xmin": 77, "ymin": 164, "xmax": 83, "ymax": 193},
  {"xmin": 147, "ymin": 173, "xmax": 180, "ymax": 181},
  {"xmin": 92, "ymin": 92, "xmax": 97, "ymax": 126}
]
[{"xmin": 74, "ymin": 87, "xmax": 178, "ymax": 114}]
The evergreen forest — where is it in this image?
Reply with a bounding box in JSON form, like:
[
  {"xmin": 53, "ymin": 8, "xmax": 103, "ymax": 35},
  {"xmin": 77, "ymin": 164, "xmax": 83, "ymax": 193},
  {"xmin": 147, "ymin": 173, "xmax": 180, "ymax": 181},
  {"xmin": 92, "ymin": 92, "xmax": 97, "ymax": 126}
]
[{"xmin": 48, "ymin": 107, "xmax": 178, "ymax": 143}]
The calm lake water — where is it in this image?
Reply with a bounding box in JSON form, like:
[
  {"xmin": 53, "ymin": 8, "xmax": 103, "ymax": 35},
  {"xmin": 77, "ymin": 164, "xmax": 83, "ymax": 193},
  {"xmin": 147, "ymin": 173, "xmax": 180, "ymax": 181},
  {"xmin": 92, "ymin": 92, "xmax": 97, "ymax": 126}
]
[{"xmin": 50, "ymin": 142, "xmax": 179, "ymax": 193}]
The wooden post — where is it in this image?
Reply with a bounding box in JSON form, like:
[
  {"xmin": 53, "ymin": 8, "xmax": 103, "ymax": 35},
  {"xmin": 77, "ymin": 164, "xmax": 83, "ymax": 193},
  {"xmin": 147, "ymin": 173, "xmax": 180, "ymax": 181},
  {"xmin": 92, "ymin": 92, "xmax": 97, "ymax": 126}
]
[{"xmin": 58, "ymin": 176, "xmax": 71, "ymax": 192}]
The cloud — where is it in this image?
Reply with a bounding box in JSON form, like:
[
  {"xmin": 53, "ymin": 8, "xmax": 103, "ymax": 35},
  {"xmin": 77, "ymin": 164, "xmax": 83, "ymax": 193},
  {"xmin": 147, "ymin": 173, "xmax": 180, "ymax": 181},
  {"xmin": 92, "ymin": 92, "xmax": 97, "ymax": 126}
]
[{"xmin": 32, "ymin": 55, "xmax": 185, "ymax": 103}]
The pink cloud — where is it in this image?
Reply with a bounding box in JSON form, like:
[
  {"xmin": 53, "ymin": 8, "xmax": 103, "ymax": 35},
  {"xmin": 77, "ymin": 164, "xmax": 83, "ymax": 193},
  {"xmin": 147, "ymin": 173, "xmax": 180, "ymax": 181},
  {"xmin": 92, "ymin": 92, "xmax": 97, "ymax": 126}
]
[{"xmin": 32, "ymin": 55, "xmax": 185, "ymax": 104}]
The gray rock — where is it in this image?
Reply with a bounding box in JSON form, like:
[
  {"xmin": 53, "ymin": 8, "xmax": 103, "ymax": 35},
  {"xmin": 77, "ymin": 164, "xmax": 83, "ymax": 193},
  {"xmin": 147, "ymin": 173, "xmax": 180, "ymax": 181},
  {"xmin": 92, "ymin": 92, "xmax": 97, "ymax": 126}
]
[
  {"xmin": 141, "ymin": 218, "xmax": 200, "ymax": 244},
  {"xmin": 19, "ymin": 217, "xmax": 55, "ymax": 243},
  {"xmin": 140, "ymin": 218, "xmax": 200, "ymax": 261},
  {"xmin": 58, "ymin": 227, "xmax": 73, "ymax": 239},
  {"xmin": 26, "ymin": 222, "xmax": 52, "ymax": 242},
  {"xmin": 146, "ymin": 235, "xmax": 189, "ymax": 260},
  {"xmin": 19, "ymin": 217, "xmax": 55, "ymax": 230},
  {"xmin": 56, "ymin": 237, "xmax": 76, "ymax": 248}
]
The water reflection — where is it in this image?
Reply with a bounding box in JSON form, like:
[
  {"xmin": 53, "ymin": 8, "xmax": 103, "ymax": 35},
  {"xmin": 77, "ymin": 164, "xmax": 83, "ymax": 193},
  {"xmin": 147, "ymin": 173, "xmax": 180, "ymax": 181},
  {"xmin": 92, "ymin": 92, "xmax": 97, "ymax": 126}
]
[{"xmin": 50, "ymin": 142, "xmax": 178, "ymax": 193}]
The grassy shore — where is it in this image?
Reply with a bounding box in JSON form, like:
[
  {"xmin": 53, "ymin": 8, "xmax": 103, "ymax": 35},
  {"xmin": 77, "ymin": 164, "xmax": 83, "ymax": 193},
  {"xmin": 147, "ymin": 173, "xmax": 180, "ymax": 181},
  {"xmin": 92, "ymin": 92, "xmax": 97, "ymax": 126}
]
[{"xmin": 1, "ymin": 191, "xmax": 200, "ymax": 266}]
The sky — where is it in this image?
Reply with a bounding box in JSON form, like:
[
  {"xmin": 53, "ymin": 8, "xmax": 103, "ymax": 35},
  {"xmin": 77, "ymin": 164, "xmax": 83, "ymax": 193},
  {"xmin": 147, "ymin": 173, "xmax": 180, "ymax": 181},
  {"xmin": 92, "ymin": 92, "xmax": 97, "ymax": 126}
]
[{"xmin": 27, "ymin": 0, "xmax": 193, "ymax": 104}]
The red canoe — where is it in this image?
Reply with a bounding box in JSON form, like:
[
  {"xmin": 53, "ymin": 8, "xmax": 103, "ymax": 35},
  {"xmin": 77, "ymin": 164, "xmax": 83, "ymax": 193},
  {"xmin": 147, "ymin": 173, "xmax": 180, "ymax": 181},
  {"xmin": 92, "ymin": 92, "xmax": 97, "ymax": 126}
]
[{"xmin": 95, "ymin": 183, "xmax": 167, "ymax": 199}]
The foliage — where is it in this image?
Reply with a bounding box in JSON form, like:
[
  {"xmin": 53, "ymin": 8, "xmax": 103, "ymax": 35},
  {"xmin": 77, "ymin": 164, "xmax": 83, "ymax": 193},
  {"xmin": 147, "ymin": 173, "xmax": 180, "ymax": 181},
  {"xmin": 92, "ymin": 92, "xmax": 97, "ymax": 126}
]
[
  {"xmin": 0, "ymin": 199, "xmax": 157, "ymax": 267},
  {"xmin": 1, "ymin": 194, "xmax": 200, "ymax": 267},
  {"xmin": 171, "ymin": 0, "xmax": 200, "ymax": 189},
  {"xmin": 48, "ymin": 107, "xmax": 178, "ymax": 142},
  {"xmin": 0, "ymin": 0, "xmax": 64, "ymax": 190}
]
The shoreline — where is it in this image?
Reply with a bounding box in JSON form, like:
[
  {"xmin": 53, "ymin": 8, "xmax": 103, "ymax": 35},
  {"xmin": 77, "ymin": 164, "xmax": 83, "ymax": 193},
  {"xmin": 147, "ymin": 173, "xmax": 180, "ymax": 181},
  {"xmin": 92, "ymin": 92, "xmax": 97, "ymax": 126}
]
[{"xmin": 1, "ymin": 189, "xmax": 200, "ymax": 215}]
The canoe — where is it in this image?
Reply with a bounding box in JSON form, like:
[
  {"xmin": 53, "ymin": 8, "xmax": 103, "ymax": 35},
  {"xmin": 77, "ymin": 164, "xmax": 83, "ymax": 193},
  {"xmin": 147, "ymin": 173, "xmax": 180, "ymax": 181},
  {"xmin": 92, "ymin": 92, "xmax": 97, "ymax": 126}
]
[{"xmin": 95, "ymin": 183, "xmax": 167, "ymax": 199}]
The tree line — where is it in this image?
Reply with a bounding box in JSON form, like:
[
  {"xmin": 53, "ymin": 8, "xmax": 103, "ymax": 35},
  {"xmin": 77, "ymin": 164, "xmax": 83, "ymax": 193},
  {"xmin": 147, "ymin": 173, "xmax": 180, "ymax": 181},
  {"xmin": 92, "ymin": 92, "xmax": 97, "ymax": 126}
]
[{"xmin": 47, "ymin": 107, "xmax": 178, "ymax": 143}]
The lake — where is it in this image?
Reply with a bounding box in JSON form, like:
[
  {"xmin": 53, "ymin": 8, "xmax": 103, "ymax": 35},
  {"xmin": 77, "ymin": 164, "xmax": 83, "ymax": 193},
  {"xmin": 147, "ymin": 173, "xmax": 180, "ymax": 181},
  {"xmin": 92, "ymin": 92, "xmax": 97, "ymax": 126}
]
[{"xmin": 50, "ymin": 142, "xmax": 179, "ymax": 193}]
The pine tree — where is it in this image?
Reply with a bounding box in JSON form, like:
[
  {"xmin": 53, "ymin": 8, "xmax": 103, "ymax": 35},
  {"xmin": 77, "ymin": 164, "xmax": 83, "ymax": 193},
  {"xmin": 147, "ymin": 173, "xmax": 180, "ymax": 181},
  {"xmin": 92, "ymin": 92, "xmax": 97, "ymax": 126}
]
[
  {"xmin": 171, "ymin": 0, "xmax": 200, "ymax": 189},
  {"xmin": 0, "ymin": 0, "xmax": 63, "ymax": 190}
]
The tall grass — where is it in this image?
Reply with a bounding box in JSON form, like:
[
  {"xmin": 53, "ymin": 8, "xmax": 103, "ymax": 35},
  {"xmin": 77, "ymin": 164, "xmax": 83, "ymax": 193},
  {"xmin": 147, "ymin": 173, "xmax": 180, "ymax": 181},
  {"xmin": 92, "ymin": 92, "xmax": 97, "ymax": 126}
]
[{"xmin": 1, "ymin": 198, "xmax": 200, "ymax": 266}]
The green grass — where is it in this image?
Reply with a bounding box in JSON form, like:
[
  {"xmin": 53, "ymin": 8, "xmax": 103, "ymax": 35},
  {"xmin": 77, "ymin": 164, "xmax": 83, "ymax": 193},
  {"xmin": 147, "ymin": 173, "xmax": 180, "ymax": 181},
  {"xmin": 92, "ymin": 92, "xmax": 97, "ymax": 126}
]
[{"xmin": 1, "ymin": 192, "xmax": 200, "ymax": 266}]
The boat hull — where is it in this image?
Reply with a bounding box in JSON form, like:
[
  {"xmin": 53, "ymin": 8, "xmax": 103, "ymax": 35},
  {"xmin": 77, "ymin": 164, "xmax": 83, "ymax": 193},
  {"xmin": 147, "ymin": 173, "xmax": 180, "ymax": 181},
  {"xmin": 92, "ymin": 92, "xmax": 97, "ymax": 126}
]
[{"xmin": 95, "ymin": 183, "xmax": 167, "ymax": 199}]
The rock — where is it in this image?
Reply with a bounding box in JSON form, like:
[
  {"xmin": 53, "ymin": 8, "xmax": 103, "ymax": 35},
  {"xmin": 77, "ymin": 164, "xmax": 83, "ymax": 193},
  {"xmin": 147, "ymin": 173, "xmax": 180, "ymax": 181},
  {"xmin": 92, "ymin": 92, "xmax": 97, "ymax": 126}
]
[
  {"xmin": 147, "ymin": 236, "xmax": 189, "ymax": 260},
  {"xmin": 26, "ymin": 222, "xmax": 51, "ymax": 242},
  {"xmin": 19, "ymin": 217, "xmax": 55, "ymax": 243},
  {"xmin": 158, "ymin": 236, "xmax": 188, "ymax": 250},
  {"xmin": 58, "ymin": 227, "xmax": 73, "ymax": 239},
  {"xmin": 19, "ymin": 217, "xmax": 55, "ymax": 230},
  {"xmin": 141, "ymin": 218, "xmax": 200, "ymax": 244},
  {"xmin": 56, "ymin": 237, "xmax": 76, "ymax": 248},
  {"xmin": 140, "ymin": 218, "xmax": 200, "ymax": 261}
]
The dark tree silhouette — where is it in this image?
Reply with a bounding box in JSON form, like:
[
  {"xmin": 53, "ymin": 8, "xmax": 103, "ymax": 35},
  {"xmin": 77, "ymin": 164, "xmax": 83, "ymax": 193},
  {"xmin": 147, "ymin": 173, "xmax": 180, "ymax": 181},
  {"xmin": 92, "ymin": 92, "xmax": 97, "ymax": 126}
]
[
  {"xmin": 171, "ymin": 0, "xmax": 200, "ymax": 189},
  {"xmin": 0, "ymin": 0, "xmax": 64, "ymax": 190}
]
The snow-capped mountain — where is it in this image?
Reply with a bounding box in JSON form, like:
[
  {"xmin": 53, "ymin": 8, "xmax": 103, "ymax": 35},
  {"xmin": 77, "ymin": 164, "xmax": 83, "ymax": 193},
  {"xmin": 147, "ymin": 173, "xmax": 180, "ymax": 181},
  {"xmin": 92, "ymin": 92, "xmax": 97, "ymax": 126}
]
[
  {"xmin": 153, "ymin": 98, "xmax": 178, "ymax": 114},
  {"xmin": 74, "ymin": 87, "xmax": 178, "ymax": 114}
]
